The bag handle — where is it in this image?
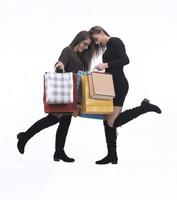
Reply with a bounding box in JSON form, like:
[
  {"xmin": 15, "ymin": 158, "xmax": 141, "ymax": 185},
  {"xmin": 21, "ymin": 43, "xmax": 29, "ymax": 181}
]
[{"xmin": 62, "ymin": 68, "xmax": 65, "ymax": 73}]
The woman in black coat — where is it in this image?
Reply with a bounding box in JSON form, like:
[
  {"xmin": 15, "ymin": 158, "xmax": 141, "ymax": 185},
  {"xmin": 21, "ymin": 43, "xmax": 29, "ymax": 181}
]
[
  {"xmin": 17, "ymin": 31, "xmax": 95, "ymax": 162},
  {"xmin": 89, "ymin": 26, "xmax": 161, "ymax": 165}
]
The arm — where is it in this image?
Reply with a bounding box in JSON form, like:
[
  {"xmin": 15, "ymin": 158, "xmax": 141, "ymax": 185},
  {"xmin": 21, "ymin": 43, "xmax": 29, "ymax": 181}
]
[
  {"xmin": 55, "ymin": 47, "xmax": 71, "ymax": 72},
  {"xmin": 107, "ymin": 38, "xmax": 129, "ymax": 69},
  {"xmin": 58, "ymin": 47, "xmax": 70, "ymax": 66}
]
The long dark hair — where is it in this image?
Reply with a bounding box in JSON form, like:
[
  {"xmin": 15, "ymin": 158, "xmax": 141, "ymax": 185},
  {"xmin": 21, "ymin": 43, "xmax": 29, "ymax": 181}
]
[
  {"xmin": 89, "ymin": 26, "xmax": 110, "ymax": 56},
  {"xmin": 69, "ymin": 31, "xmax": 96, "ymax": 71}
]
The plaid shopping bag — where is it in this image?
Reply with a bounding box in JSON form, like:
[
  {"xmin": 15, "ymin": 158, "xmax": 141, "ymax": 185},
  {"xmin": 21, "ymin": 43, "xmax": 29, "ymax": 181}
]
[
  {"xmin": 44, "ymin": 72, "xmax": 73, "ymax": 104},
  {"xmin": 43, "ymin": 73, "xmax": 77, "ymax": 113}
]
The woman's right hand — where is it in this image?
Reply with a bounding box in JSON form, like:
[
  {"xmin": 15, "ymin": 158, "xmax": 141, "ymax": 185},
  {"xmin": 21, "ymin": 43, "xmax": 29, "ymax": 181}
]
[{"xmin": 54, "ymin": 61, "xmax": 64, "ymax": 71}]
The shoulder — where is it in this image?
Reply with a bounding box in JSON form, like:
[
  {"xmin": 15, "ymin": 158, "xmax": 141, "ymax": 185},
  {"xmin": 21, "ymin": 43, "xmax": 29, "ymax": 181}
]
[
  {"xmin": 107, "ymin": 37, "xmax": 125, "ymax": 48},
  {"xmin": 61, "ymin": 46, "xmax": 73, "ymax": 54}
]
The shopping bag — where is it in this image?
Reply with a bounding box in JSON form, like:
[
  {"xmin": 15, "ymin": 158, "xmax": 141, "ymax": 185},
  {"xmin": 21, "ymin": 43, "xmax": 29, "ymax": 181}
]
[
  {"xmin": 79, "ymin": 113, "xmax": 104, "ymax": 120},
  {"xmin": 44, "ymin": 72, "xmax": 73, "ymax": 104},
  {"xmin": 72, "ymin": 103, "xmax": 104, "ymax": 119},
  {"xmin": 43, "ymin": 73, "xmax": 77, "ymax": 113},
  {"xmin": 88, "ymin": 72, "xmax": 115, "ymax": 100},
  {"xmin": 81, "ymin": 75, "xmax": 113, "ymax": 114},
  {"xmin": 76, "ymin": 70, "xmax": 90, "ymax": 104}
]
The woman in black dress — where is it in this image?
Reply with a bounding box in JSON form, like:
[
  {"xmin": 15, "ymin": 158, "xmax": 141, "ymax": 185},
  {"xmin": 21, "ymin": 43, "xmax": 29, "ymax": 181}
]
[
  {"xmin": 89, "ymin": 26, "xmax": 161, "ymax": 164},
  {"xmin": 17, "ymin": 31, "xmax": 96, "ymax": 162}
]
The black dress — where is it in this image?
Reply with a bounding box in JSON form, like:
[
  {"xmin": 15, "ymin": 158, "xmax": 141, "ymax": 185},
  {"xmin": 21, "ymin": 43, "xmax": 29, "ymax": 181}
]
[{"xmin": 103, "ymin": 37, "xmax": 129, "ymax": 106}]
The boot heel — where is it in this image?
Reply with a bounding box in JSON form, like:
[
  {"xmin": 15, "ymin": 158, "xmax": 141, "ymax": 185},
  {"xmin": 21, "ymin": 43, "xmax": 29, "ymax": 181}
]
[
  {"xmin": 142, "ymin": 98, "xmax": 150, "ymax": 104},
  {"xmin": 111, "ymin": 160, "xmax": 118, "ymax": 164},
  {"xmin": 17, "ymin": 132, "xmax": 24, "ymax": 139},
  {"xmin": 53, "ymin": 157, "xmax": 60, "ymax": 162}
]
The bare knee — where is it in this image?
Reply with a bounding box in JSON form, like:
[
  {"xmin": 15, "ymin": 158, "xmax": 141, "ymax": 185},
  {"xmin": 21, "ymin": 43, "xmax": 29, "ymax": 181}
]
[{"xmin": 106, "ymin": 107, "xmax": 122, "ymax": 127}]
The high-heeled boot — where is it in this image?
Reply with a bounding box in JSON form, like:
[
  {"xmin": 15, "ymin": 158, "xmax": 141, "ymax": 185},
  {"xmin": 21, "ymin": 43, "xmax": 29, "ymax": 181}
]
[
  {"xmin": 113, "ymin": 98, "xmax": 162, "ymax": 128},
  {"xmin": 53, "ymin": 115, "xmax": 75, "ymax": 162},
  {"xmin": 17, "ymin": 114, "xmax": 59, "ymax": 154},
  {"xmin": 95, "ymin": 121, "xmax": 118, "ymax": 165}
]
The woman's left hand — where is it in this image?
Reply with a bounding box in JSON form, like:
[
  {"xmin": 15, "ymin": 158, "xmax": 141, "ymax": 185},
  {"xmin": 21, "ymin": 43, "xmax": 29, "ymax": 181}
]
[{"xmin": 94, "ymin": 63, "xmax": 108, "ymax": 71}]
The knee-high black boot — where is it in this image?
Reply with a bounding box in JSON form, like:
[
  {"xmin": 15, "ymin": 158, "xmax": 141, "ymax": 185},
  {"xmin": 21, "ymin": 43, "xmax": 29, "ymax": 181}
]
[
  {"xmin": 17, "ymin": 114, "xmax": 59, "ymax": 154},
  {"xmin": 96, "ymin": 121, "xmax": 118, "ymax": 165},
  {"xmin": 113, "ymin": 99, "xmax": 162, "ymax": 128},
  {"xmin": 53, "ymin": 115, "xmax": 75, "ymax": 162}
]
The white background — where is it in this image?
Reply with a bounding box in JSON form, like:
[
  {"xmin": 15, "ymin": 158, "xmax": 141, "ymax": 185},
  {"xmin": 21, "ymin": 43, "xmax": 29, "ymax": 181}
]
[{"xmin": 0, "ymin": 0, "xmax": 177, "ymax": 199}]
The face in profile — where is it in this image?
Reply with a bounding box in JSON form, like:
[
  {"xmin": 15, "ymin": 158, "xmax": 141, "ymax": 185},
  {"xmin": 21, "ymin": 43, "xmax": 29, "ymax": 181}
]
[
  {"xmin": 92, "ymin": 32, "xmax": 107, "ymax": 47},
  {"xmin": 77, "ymin": 38, "xmax": 91, "ymax": 52}
]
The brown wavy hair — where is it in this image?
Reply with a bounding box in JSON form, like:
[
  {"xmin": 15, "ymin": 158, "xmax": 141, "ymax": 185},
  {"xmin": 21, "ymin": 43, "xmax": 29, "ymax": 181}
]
[
  {"xmin": 89, "ymin": 26, "xmax": 110, "ymax": 56},
  {"xmin": 69, "ymin": 31, "xmax": 96, "ymax": 71}
]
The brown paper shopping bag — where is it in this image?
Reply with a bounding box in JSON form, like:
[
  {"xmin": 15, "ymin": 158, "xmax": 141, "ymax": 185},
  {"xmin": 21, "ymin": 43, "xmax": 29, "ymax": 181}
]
[{"xmin": 88, "ymin": 72, "xmax": 115, "ymax": 100}]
